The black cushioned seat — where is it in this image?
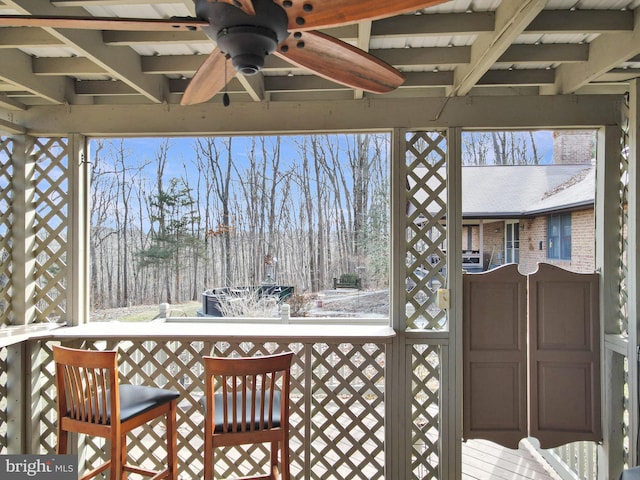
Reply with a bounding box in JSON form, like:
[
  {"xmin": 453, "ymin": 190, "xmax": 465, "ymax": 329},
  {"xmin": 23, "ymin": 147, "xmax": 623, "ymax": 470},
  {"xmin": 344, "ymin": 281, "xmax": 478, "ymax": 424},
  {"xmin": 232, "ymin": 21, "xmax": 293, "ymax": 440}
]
[
  {"xmin": 119, "ymin": 385, "xmax": 180, "ymax": 422},
  {"xmin": 621, "ymin": 467, "xmax": 640, "ymax": 480}
]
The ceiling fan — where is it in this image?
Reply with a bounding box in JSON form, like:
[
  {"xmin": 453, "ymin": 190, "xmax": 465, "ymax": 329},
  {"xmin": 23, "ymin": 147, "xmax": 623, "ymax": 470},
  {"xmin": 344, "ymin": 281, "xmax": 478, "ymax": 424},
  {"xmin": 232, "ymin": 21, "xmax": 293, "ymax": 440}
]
[{"xmin": 0, "ymin": 0, "xmax": 448, "ymax": 105}]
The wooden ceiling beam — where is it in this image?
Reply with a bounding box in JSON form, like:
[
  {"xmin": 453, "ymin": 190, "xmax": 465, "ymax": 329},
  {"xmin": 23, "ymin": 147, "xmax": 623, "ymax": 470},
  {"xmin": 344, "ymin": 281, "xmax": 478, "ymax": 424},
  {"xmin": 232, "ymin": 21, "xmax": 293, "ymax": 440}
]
[
  {"xmin": 451, "ymin": 0, "xmax": 547, "ymax": 97},
  {"xmin": 237, "ymin": 72, "xmax": 265, "ymax": 102},
  {"xmin": 478, "ymin": 69, "xmax": 555, "ymax": 86},
  {"xmin": 0, "ymin": 27, "xmax": 64, "ymax": 48},
  {"xmin": 74, "ymin": 79, "xmax": 138, "ymax": 95},
  {"xmin": 541, "ymin": 7, "xmax": 640, "ymax": 94},
  {"xmin": 526, "ymin": 9, "xmax": 633, "ymax": 33},
  {"xmin": 33, "ymin": 56, "xmax": 105, "ymax": 75},
  {"xmin": 497, "ymin": 44, "xmax": 588, "ymax": 64},
  {"xmin": 354, "ymin": 21, "xmax": 372, "ymax": 100},
  {"xmin": 0, "ymin": 92, "xmax": 26, "ymax": 112},
  {"xmin": 0, "ymin": 49, "xmax": 71, "ymax": 103},
  {"xmin": 102, "ymin": 30, "xmax": 209, "ymax": 46},
  {"xmin": 372, "ymin": 12, "xmax": 495, "ymax": 37}
]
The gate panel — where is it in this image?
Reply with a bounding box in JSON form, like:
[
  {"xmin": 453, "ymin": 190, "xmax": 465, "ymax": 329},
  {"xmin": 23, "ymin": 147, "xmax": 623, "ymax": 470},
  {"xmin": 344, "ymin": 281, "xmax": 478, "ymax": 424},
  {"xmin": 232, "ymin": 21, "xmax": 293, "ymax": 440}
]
[
  {"xmin": 529, "ymin": 263, "xmax": 601, "ymax": 448},
  {"xmin": 463, "ymin": 264, "xmax": 527, "ymax": 448}
]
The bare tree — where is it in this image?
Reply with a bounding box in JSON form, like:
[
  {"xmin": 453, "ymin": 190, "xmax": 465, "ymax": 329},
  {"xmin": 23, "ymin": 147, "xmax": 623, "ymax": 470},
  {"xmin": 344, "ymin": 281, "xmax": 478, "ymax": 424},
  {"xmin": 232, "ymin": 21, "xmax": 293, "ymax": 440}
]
[{"xmin": 199, "ymin": 137, "xmax": 233, "ymax": 284}]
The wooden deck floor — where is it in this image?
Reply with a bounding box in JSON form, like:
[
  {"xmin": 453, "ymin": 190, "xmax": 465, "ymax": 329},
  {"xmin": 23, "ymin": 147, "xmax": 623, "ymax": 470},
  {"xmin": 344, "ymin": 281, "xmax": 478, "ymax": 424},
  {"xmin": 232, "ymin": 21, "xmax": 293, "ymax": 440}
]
[{"xmin": 463, "ymin": 439, "xmax": 561, "ymax": 480}]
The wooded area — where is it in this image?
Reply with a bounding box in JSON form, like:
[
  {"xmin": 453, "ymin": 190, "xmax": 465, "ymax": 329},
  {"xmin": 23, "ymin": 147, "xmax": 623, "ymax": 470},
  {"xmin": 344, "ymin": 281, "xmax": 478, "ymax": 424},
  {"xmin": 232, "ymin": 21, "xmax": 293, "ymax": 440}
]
[
  {"xmin": 89, "ymin": 131, "xmax": 547, "ymax": 310},
  {"xmin": 90, "ymin": 134, "xmax": 391, "ymax": 309}
]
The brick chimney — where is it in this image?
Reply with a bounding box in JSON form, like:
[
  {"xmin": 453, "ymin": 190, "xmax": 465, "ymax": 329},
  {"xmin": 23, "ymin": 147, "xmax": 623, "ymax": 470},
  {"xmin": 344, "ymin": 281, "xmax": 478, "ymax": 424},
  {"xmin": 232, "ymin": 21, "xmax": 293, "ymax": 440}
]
[{"xmin": 552, "ymin": 130, "xmax": 595, "ymax": 165}]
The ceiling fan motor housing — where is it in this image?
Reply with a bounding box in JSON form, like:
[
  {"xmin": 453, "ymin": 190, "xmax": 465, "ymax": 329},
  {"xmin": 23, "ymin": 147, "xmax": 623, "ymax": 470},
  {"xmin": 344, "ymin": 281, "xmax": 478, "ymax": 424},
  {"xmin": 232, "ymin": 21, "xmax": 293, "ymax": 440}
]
[{"xmin": 197, "ymin": 0, "xmax": 290, "ymax": 76}]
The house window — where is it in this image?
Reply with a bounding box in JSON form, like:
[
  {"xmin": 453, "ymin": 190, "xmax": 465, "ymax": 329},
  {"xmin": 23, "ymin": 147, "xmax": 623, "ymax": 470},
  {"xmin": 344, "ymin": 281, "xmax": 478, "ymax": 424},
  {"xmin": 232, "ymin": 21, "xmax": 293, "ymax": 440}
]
[{"xmin": 547, "ymin": 214, "xmax": 571, "ymax": 260}]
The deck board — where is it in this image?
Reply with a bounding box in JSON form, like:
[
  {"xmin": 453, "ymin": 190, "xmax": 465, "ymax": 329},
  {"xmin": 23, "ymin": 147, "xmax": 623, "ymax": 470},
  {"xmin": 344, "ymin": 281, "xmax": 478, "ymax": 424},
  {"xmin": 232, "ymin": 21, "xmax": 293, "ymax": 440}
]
[{"xmin": 463, "ymin": 440, "xmax": 560, "ymax": 480}]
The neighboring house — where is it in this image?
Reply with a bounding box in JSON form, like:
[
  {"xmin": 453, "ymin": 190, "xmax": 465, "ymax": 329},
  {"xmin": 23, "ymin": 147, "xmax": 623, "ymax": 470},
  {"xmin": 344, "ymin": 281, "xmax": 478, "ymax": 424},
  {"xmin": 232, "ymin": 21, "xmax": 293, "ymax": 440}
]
[
  {"xmin": 410, "ymin": 162, "xmax": 596, "ymax": 276},
  {"xmin": 459, "ymin": 163, "xmax": 595, "ymax": 274}
]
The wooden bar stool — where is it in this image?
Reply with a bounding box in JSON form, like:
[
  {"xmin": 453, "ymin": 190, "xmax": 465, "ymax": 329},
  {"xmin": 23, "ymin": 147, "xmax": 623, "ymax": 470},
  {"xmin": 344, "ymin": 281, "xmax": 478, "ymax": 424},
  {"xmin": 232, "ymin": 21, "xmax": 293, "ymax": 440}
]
[
  {"xmin": 202, "ymin": 351, "xmax": 294, "ymax": 480},
  {"xmin": 53, "ymin": 345, "xmax": 180, "ymax": 480}
]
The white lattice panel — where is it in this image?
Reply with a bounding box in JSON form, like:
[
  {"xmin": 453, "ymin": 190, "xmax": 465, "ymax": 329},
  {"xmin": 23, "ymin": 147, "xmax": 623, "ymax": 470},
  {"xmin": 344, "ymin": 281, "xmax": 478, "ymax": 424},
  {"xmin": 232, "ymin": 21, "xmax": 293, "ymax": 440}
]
[
  {"xmin": 309, "ymin": 343, "xmax": 385, "ymax": 479},
  {"xmin": 0, "ymin": 137, "xmax": 13, "ymax": 326},
  {"xmin": 405, "ymin": 132, "xmax": 448, "ymax": 330},
  {"xmin": 411, "ymin": 344, "xmax": 441, "ymax": 480},
  {"xmin": 33, "ymin": 339, "xmax": 387, "ymax": 480},
  {"xmin": 619, "ymin": 118, "xmax": 629, "ymax": 336},
  {"xmin": 30, "ymin": 138, "xmax": 69, "ymax": 322}
]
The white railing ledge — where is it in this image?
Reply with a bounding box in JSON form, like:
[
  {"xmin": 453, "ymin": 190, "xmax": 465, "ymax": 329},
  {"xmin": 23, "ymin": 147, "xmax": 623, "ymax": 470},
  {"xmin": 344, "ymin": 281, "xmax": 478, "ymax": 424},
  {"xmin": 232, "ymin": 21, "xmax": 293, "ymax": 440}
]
[
  {"xmin": 49, "ymin": 321, "xmax": 397, "ymax": 343},
  {"xmin": 0, "ymin": 322, "xmax": 66, "ymax": 348},
  {"xmin": 604, "ymin": 333, "xmax": 629, "ymax": 356},
  {"xmin": 162, "ymin": 315, "xmax": 390, "ymax": 326}
]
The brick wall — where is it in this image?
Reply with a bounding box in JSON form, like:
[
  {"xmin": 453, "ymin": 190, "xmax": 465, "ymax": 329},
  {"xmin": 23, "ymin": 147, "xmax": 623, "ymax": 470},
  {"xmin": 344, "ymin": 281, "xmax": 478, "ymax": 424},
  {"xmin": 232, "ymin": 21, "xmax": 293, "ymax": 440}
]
[
  {"xmin": 519, "ymin": 217, "xmax": 549, "ymax": 274},
  {"xmin": 517, "ymin": 209, "xmax": 594, "ymax": 274},
  {"xmin": 482, "ymin": 221, "xmax": 505, "ymax": 268}
]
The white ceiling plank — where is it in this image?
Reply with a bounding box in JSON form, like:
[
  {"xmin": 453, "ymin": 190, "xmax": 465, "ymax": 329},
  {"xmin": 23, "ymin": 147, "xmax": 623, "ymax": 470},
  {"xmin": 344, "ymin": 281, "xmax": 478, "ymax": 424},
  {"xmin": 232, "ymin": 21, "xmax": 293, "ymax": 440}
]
[
  {"xmin": 51, "ymin": 28, "xmax": 168, "ymax": 102},
  {"xmin": 451, "ymin": 0, "xmax": 548, "ymax": 97},
  {"xmin": 52, "ymin": 0, "xmax": 197, "ymax": 16},
  {"xmin": 541, "ymin": 7, "xmax": 640, "ymax": 95},
  {"xmin": 3, "ymin": 0, "xmax": 168, "ymax": 103},
  {"xmin": 51, "ymin": 0, "xmax": 186, "ymax": 5}
]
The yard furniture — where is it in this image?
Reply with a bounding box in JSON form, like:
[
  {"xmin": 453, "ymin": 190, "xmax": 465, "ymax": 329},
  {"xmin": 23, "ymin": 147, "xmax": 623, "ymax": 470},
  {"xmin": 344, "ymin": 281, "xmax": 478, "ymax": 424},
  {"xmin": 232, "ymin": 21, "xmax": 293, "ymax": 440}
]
[{"xmin": 332, "ymin": 273, "xmax": 362, "ymax": 290}]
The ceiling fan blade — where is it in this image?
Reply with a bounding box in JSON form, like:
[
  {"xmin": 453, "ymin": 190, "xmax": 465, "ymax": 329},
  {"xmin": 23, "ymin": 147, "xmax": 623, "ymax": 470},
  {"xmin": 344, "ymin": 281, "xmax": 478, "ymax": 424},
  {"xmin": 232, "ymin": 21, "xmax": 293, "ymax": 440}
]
[
  {"xmin": 275, "ymin": 31, "xmax": 404, "ymax": 94},
  {"xmin": 286, "ymin": 0, "xmax": 448, "ymax": 31},
  {"xmin": 0, "ymin": 15, "xmax": 207, "ymax": 31},
  {"xmin": 181, "ymin": 49, "xmax": 236, "ymax": 106}
]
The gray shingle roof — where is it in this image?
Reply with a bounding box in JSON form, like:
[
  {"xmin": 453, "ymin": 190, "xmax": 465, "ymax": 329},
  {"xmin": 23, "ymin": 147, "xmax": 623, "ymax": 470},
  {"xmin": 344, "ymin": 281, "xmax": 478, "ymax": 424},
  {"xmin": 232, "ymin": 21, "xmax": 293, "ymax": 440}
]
[
  {"xmin": 461, "ymin": 164, "xmax": 595, "ymax": 217},
  {"xmin": 411, "ymin": 164, "xmax": 595, "ymax": 218}
]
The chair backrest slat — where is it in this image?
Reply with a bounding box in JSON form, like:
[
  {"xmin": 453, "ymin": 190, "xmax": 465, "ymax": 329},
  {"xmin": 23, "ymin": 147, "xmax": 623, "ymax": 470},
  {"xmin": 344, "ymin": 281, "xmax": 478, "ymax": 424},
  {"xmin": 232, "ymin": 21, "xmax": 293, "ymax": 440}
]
[
  {"xmin": 54, "ymin": 346, "xmax": 119, "ymax": 426},
  {"xmin": 203, "ymin": 352, "xmax": 294, "ymax": 437}
]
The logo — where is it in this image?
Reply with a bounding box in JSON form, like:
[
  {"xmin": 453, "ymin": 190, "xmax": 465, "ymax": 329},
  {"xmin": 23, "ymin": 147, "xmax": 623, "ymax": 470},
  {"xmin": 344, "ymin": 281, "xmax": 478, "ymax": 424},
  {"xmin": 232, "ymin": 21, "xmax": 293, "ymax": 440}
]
[{"xmin": 0, "ymin": 455, "xmax": 76, "ymax": 480}]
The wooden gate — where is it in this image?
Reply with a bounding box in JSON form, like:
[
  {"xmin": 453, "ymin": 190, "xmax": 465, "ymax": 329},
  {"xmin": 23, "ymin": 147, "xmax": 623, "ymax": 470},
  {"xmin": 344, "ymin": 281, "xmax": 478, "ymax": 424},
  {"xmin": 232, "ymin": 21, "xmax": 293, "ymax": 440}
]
[{"xmin": 463, "ymin": 263, "xmax": 601, "ymax": 449}]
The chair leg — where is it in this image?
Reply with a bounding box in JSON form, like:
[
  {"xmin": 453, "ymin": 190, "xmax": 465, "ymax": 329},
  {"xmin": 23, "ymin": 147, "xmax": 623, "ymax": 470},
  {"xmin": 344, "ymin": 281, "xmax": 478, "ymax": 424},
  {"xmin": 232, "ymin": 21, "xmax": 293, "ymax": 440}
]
[
  {"xmin": 109, "ymin": 435, "xmax": 123, "ymax": 480},
  {"xmin": 281, "ymin": 434, "xmax": 290, "ymax": 480},
  {"xmin": 204, "ymin": 435, "xmax": 213, "ymax": 480},
  {"xmin": 119, "ymin": 434, "xmax": 127, "ymax": 480},
  {"xmin": 56, "ymin": 428, "xmax": 68, "ymax": 454},
  {"xmin": 270, "ymin": 441, "xmax": 279, "ymax": 479},
  {"xmin": 167, "ymin": 401, "xmax": 178, "ymax": 480}
]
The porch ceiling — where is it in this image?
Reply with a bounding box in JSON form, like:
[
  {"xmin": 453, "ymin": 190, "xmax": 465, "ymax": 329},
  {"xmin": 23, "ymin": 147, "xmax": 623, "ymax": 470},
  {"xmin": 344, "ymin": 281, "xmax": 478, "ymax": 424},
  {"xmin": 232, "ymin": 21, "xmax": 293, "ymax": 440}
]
[{"xmin": 0, "ymin": 1, "xmax": 637, "ymax": 135}]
